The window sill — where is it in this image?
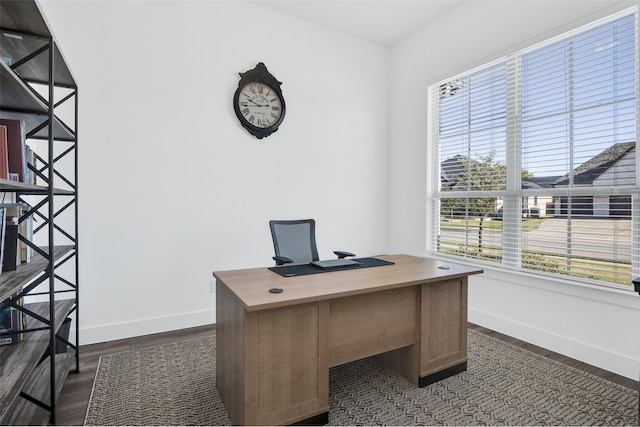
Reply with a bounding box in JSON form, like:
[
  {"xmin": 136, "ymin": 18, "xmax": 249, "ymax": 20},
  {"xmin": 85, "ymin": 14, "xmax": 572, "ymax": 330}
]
[{"xmin": 428, "ymin": 252, "xmax": 638, "ymax": 309}]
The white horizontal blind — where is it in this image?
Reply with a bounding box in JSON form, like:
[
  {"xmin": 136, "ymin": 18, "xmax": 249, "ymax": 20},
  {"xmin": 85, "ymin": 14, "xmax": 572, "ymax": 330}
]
[
  {"xmin": 431, "ymin": 8, "xmax": 638, "ymax": 289},
  {"xmin": 437, "ymin": 62, "xmax": 508, "ymax": 263}
]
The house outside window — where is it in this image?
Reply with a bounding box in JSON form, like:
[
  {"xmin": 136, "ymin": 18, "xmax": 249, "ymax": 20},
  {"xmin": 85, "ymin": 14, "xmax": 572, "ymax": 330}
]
[{"xmin": 429, "ymin": 8, "xmax": 638, "ymax": 290}]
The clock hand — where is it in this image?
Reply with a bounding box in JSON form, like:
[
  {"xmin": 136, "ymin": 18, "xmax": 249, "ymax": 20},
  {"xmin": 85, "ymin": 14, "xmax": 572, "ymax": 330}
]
[{"xmin": 248, "ymin": 99, "xmax": 264, "ymax": 108}]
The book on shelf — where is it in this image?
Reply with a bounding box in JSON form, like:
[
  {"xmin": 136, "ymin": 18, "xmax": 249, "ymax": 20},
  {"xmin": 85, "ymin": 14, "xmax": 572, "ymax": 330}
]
[
  {"xmin": 0, "ymin": 125, "xmax": 9, "ymax": 180},
  {"xmin": 8, "ymin": 204, "xmax": 33, "ymax": 264},
  {"xmin": 20, "ymin": 212, "xmax": 33, "ymax": 263},
  {"xmin": 0, "ymin": 118, "xmax": 26, "ymax": 183},
  {"xmin": 25, "ymin": 144, "xmax": 35, "ymax": 185},
  {"xmin": 0, "ymin": 294, "xmax": 24, "ymax": 346},
  {"xmin": 2, "ymin": 215, "xmax": 18, "ymax": 272},
  {"xmin": 0, "ymin": 206, "xmax": 5, "ymax": 273},
  {"xmin": 0, "ymin": 205, "xmax": 33, "ymax": 270}
]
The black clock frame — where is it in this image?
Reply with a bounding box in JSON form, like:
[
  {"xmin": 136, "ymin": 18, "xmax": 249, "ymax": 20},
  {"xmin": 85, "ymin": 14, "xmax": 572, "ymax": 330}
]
[{"xmin": 233, "ymin": 62, "xmax": 286, "ymax": 139}]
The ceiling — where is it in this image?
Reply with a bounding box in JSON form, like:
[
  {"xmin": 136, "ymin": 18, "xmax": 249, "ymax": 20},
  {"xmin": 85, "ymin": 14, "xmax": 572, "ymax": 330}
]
[{"xmin": 246, "ymin": 0, "xmax": 465, "ymax": 46}]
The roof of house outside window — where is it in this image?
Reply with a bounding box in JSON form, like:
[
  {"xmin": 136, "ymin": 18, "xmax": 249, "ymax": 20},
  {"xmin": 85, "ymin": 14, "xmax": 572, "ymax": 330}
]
[
  {"xmin": 441, "ymin": 141, "xmax": 636, "ymax": 189},
  {"xmin": 553, "ymin": 142, "xmax": 636, "ymax": 186}
]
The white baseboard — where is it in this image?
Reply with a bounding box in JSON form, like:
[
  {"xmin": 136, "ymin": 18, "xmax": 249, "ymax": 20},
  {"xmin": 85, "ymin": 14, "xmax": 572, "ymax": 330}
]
[
  {"xmin": 469, "ymin": 308, "xmax": 639, "ymax": 380},
  {"xmin": 74, "ymin": 306, "xmax": 638, "ymax": 380},
  {"xmin": 75, "ymin": 308, "xmax": 216, "ymax": 345}
]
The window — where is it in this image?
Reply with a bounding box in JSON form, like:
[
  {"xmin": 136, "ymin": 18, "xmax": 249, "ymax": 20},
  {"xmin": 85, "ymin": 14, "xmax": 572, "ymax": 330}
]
[{"xmin": 430, "ymin": 8, "xmax": 638, "ymax": 290}]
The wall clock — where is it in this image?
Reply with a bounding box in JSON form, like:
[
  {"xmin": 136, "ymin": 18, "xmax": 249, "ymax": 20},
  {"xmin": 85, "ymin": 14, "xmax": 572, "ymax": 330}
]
[{"xmin": 233, "ymin": 62, "xmax": 286, "ymax": 139}]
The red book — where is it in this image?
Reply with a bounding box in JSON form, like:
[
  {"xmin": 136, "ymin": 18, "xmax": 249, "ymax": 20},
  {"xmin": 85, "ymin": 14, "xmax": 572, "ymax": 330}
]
[
  {"xmin": 0, "ymin": 126, "xmax": 9, "ymax": 180},
  {"xmin": 0, "ymin": 118, "xmax": 25, "ymax": 182}
]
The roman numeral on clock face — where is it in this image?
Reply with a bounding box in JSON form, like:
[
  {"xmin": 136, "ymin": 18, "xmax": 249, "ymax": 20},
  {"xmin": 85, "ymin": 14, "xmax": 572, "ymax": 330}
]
[{"xmin": 235, "ymin": 73, "xmax": 284, "ymax": 133}]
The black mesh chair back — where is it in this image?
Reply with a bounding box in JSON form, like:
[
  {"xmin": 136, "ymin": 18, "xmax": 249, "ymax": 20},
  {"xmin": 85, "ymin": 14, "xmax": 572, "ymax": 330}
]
[{"xmin": 269, "ymin": 219, "xmax": 319, "ymax": 265}]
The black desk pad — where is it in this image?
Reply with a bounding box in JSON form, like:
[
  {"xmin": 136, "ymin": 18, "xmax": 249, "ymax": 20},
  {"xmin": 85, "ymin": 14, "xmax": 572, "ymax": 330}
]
[{"xmin": 268, "ymin": 257, "xmax": 394, "ymax": 277}]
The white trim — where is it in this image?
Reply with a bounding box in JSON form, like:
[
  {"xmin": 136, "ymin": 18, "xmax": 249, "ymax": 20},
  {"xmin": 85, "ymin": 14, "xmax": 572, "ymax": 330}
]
[
  {"xmin": 435, "ymin": 249, "xmax": 638, "ymax": 294},
  {"xmin": 475, "ymin": 263, "xmax": 638, "ymax": 305},
  {"xmin": 469, "ymin": 307, "xmax": 639, "ymax": 380},
  {"xmin": 75, "ymin": 308, "xmax": 216, "ymax": 345},
  {"xmin": 426, "ymin": 83, "xmax": 440, "ymax": 252}
]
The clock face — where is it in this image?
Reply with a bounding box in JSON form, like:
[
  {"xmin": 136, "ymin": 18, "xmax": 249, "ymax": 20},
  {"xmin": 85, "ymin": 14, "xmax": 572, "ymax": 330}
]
[{"xmin": 236, "ymin": 82, "xmax": 283, "ymax": 129}]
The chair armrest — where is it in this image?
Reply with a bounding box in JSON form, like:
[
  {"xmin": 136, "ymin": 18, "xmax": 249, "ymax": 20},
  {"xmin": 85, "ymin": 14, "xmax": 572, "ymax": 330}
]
[
  {"xmin": 273, "ymin": 255, "xmax": 294, "ymax": 265},
  {"xmin": 334, "ymin": 251, "xmax": 356, "ymax": 259}
]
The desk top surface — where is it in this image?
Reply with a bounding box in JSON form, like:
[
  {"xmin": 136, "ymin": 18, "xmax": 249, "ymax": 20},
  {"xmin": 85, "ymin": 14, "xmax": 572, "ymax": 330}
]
[{"xmin": 213, "ymin": 254, "xmax": 483, "ymax": 312}]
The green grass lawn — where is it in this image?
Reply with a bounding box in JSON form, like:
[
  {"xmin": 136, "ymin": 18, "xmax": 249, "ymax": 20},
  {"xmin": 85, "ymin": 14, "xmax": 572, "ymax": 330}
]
[
  {"xmin": 441, "ymin": 217, "xmax": 545, "ymax": 231},
  {"xmin": 439, "ymin": 217, "xmax": 631, "ymax": 286},
  {"xmin": 439, "ymin": 246, "xmax": 630, "ymax": 286}
]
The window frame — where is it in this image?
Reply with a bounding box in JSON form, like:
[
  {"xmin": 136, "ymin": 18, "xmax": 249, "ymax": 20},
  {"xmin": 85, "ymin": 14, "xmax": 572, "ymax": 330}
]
[{"xmin": 428, "ymin": 6, "xmax": 639, "ymax": 292}]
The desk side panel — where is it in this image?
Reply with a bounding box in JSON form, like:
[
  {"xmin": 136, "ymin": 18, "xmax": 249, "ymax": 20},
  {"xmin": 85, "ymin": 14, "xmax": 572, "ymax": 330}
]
[
  {"xmin": 245, "ymin": 302, "xmax": 329, "ymax": 425},
  {"xmin": 420, "ymin": 278, "xmax": 468, "ymax": 376},
  {"xmin": 216, "ymin": 281, "xmax": 245, "ymax": 425}
]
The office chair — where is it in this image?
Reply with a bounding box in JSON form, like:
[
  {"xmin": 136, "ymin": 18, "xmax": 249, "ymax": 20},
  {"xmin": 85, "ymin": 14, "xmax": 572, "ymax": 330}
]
[{"xmin": 269, "ymin": 219, "xmax": 355, "ymax": 265}]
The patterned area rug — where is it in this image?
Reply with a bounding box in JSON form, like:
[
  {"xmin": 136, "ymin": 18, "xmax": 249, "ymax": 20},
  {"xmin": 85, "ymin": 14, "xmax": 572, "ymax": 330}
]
[{"xmin": 84, "ymin": 329, "xmax": 637, "ymax": 426}]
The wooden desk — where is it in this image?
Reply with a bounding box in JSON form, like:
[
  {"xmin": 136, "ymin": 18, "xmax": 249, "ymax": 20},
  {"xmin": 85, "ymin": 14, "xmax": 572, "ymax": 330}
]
[{"xmin": 214, "ymin": 254, "xmax": 482, "ymax": 425}]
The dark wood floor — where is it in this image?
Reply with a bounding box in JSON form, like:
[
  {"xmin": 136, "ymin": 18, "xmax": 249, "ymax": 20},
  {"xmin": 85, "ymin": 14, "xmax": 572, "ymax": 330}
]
[
  {"xmin": 55, "ymin": 323, "xmax": 217, "ymax": 426},
  {"xmin": 53, "ymin": 322, "xmax": 638, "ymax": 426}
]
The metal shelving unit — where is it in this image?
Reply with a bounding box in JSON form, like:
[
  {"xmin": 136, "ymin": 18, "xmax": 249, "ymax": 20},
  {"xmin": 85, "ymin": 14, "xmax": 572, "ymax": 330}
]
[{"xmin": 0, "ymin": 0, "xmax": 79, "ymax": 424}]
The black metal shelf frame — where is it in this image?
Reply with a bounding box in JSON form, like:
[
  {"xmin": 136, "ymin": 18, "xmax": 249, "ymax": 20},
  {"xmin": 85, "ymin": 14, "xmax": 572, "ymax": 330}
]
[{"xmin": 0, "ymin": 1, "xmax": 79, "ymax": 424}]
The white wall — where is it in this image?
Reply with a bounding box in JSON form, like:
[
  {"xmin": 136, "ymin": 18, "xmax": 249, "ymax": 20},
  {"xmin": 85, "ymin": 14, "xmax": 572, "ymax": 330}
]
[
  {"xmin": 38, "ymin": 0, "xmax": 390, "ymax": 344},
  {"xmin": 39, "ymin": 0, "xmax": 640, "ymax": 380},
  {"xmin": 389, "ymin": 0, "xmax": 640, "ymax": 379}
]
